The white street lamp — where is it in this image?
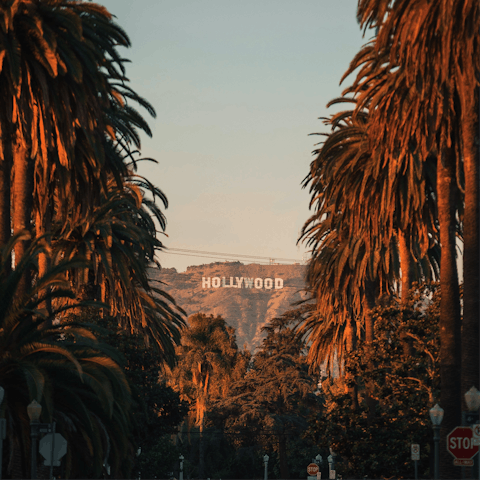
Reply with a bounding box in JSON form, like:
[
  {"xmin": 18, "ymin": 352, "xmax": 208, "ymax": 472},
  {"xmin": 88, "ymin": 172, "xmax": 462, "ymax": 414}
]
[
  {"xmin": 465, "ymin": 386, "xmax": 480, "ymax": 412},
  {"xmin": 179, "ymin": 454, "xmax": 184, "ymax": 480},
  {"xmin": 263, "ymin": 454, "xmax": 269, "ymax": 480},
  {"xmin": 429, "ymin": 403, "xmax": 444, "ymax": 480},
  {"xmin": 464, "ymin": 387, "xmax": 480, "ymax": 480}
]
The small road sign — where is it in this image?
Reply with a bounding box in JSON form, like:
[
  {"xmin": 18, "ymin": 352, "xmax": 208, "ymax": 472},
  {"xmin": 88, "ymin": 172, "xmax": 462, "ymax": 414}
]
[
  {"xmin": 307, "ymin": 463, "xmax": 319, "ymax": 476},
  {"xmin": 411, "ymin": 444, "xmax": 420, "ymax": 461},
  {"xmin": 39, "ymin": 433, "xmax": 67, "ymax": 466},
  {"xmin": 447, "ymin": 426, "xmax": 479, "ymax": 466},
  {"xmin": 473, "ymin": 424, "xmax": 480, "ymax": 446}
]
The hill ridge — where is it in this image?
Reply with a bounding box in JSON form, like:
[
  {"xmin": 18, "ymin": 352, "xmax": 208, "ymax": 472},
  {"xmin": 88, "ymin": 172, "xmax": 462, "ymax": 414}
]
[{"xmin": 150, "ymin": 262, "xmax": 308, "ymax": 350}]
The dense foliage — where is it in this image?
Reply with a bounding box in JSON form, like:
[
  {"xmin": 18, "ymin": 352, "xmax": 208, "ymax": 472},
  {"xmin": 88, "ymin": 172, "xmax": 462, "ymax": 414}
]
[{"xmin": 309, "ymin": 286, "xmax": 440, "ymax": 478}]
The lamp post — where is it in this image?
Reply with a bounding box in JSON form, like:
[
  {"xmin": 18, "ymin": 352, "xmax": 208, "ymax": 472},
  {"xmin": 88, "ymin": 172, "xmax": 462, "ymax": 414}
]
[
  {"xmin": 464, "ymin": 387, "xmax": 480, "ymax": 480},
  {"xmin": 429, "ymin": 403, "xmax": 444, "ymax": 480},
  {"xmin": 0, "ymin": 387, "xmax": 5, "ymax": 480},
  {"xmin": 179, "ymin": 454, "xmax": 184, "ymax": 480},
  {"xmin": 27, "ymin": 400, "xmax": 42, "ymax": 480},
  {"xmin": 263, "ymin": 454, "xmax": 269, "ymax": 480}
]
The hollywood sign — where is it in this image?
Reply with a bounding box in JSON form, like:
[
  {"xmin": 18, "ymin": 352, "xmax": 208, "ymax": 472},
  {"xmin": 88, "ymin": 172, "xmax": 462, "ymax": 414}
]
[{"xmin": 202, "ymin": 277, "xmax": 284, "ymax": 290}]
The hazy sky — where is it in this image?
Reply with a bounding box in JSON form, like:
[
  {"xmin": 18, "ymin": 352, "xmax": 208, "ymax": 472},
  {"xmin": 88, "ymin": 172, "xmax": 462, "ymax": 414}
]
[{"xmin": 98, "ymin": 1, "xmax": 368, "ymax": 272}]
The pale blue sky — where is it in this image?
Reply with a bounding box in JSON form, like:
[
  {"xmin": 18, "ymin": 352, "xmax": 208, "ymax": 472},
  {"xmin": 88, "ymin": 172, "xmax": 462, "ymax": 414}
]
[{"xmin": 98, "ymin": 1, "xmax": 368, "ymax": 272}]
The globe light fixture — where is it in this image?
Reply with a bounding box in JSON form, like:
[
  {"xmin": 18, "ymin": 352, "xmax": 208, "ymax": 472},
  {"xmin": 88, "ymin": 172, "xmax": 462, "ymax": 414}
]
[
  {"xmin": 429, "ymin": 403, "xmax": 444, "ymax": 480},
  {"xmin": 429, "ymin": 403, "xmax": 444, "ymax": 426},
  {"xmin": 464, "ymin": 386, "xmax": 480, "ymax": 412},
  {"xmin": 27, "ymin": 400, "xmax": 42, "ymax": 424}
]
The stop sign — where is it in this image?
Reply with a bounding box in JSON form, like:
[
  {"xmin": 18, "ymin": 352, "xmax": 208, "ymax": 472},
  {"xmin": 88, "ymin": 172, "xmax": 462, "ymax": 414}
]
[
  {"xmin": 447, "ymin": 427, "xmax": 478, "ymax": 464},
  {"xmin": 307, "ymin": 463, "xmax": 319, "ymax": 475}
]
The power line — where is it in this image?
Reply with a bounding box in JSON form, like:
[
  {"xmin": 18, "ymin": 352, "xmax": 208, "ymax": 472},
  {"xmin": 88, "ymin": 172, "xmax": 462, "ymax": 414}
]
[
  {"xmin": 165, "ymin": 247, "xmax": 305, "ymax": 264},
  {"xmin": 162, "ymin": 251, "xmax": 277, "ymax": 265}
]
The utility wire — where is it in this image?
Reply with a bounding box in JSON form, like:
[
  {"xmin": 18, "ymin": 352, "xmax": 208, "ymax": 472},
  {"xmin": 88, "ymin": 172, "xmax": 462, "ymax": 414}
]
[
  {"xmin": 165, "ymin": 247, "xmax": 305, "ymax": 264},
  {"xmin": 162, "ymin": 251, "xmax": 294, "ymax": 265}
]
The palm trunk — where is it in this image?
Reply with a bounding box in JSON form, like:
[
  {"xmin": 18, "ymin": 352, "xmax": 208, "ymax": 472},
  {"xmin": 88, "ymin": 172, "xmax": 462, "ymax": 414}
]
[
  {"xmin": 461, "ymin": 93, "xmax": 479, "ymax": 402},
  {"xmin": 344, "ymin": 315, "xmax": 359, "ymax": 411},
  {"xmin": 363, "ymin": 281, "xmax": 377, "ymax": 422},
  {"xmin": 398, "ymin": 230, "xmax": 415, "ymax": 357},
  {"xmin": 364, "ymin": 280, "xmax": 377, "ymax": 344},
  {"xmin": 437, "ymin": 148, "xmax": 462, "ymax": 479},
  {"xmin": 12, "ymin": 139, "xmax": 34, "ymax": 297},
  {"xmin": 198, "ymin": 418, "xmax": 205, "ymax": 479},
  {"xmin": 278, "ymin": 434, "xmax": 289, "ymax": 479},
  {"xmin": 398, "ymin": 229, "xmax": 414, "ymax": 303},
  {"xmin": 0, "ymin": 120, "xmax": 13, "ymax": 267},
  {"xmin": 36, "ymin": 209, "xmax": 53, "ymax": 319}
]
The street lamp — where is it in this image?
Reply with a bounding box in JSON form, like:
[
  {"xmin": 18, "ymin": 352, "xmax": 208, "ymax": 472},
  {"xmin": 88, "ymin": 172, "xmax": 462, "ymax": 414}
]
[
  {"xmin": 429, "ymin": 403, "xmax": 444, "ymax": 480},
  {"xmin": 0, "ymin": 386, "xmax": 5, "ymax": 480},
  {"xmin": 179, "ymin": 454, "xmax": 184, "ymax": 480},
  {"xmin": 27, "ymin": 400, "xmax": 42, "ymax": 480},
  {"xmin": 263, "ymin": 454, "xmax": 269, "ymax": 480},
  {"xmin": 464, "ymin": 387, "xmax": 480, "ymax": 480},
  {"xmin": 465, "ymin": 386, "xmax": 480, "ymax": 413}
]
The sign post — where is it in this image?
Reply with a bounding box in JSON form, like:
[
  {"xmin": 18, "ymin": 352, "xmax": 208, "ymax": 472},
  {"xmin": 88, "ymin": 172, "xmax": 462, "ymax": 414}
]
[
  {"xmin": 411, "ymin": 444, "xmax": 420, "ymax": 479},
  {"xmin": 39, "ymin": 433, "xmax": 67, "ymax": 467},
  {"xmin": 307, "ymin": 462, "xmax": 319, "ymax": 480},
  {"xmin": 473, "ymin": 425, "xmax": 480, "ymax": 480},
  {"xmin": 447, "ymin": 426, "xmax": 479, "ymax": 466}
]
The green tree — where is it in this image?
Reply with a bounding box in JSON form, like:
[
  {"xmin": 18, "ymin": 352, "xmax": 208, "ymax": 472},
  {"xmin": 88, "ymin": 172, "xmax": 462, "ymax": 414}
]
[
  {"xmin": 216, "ymin": 307, "xmax": 319, "ymax": 479},
  {"xmin": 86, "ymin": 314, "xmax": 189, "ymax": 479},
  {"xmin": 310, "ymin": 285, "xmax": 440, "ymax": 478}
]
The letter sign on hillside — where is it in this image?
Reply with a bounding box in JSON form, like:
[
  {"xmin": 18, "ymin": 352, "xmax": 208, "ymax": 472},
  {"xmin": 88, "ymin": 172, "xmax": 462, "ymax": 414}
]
[
  {"xmin": 201, "ymin": 276, "xmax": 284, "ymax": 290},
  {"xmin": 447, "ymin": 426, "xmax": 479, "ymax": 466}
]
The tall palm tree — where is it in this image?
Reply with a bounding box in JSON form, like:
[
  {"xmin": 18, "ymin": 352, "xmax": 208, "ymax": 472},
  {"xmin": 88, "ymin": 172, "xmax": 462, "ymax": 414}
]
[
  {"xmin": 51, "ymin": 166, "xmax": 185, "ymax": 364},
  {"xmin": 355, "ymin": 2, "xmax": 475, "ymax": 475},
  {"xmin": 299, "ymin": 93, "xmax": 437, "ymax": 363},
  {"xmin": 0, "ymin": 1, "xmax": 146, "ymax": 286}
]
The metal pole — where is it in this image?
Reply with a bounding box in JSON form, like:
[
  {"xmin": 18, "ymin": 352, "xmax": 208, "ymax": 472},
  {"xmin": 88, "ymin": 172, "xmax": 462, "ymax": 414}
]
[
  {"xmin": 31, "ymin": 422, "xmax": 38, "ymax": 480},
  {"xmin": 179, "ymin": 455, "xmax": 183, "ymax": 480},
  {"xmin": 264, "ymin": 459, "xmax": 268, "ymax": 480},
  {"xmin": 434, "ymin": 424, "xmax": 440, "ymax": 480},
  {"xmin": 0, "ymin": 418, "xmax": 5, "ymax": 480},
  {"xmin": 49, "ymin": 422, "xmax": 56, "ymax": 480},
  {"xmin": 414, "ymin": 459, "xmax": 418, "ymax": 480}
]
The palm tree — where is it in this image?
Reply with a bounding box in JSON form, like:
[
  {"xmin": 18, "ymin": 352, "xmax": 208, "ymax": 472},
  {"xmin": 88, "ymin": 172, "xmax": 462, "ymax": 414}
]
[
  {"xmin": 169, "ymin": 313, "xmax": 238, "ymax": 479},
  {"xmin": 299, "ymin": 92, "xmax": 437, "ymax": 360},
  {"xmin": 0, "ymin": 1, "xmax": 148, "ymax": 285},
  {"xmin": 355, "ymin": 2, "xmax": 474, "ymax": 475},
  {"xmin": 51, "ymin": 165, "xmax": 185, "ymax": 364},
  {"xmin": 0, "ymin": 233, "xmax": 134, "ymax": 478}
]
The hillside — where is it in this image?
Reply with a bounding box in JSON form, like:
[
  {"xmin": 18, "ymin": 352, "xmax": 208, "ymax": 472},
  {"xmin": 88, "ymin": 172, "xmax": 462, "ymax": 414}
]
[{"xmin": 149, "ymin": 261, "xmax": 308, "ymax": 350}]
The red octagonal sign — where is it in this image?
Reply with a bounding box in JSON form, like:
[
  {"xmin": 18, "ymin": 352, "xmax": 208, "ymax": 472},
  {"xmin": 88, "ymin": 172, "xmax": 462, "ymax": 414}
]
[
  {"xmin": 307, "ymin": 463, "xmax": 319, "ymax": 476},
  {"xmin": 447, "ymin": 427, "xmax": 479, "ymax": 466}
]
